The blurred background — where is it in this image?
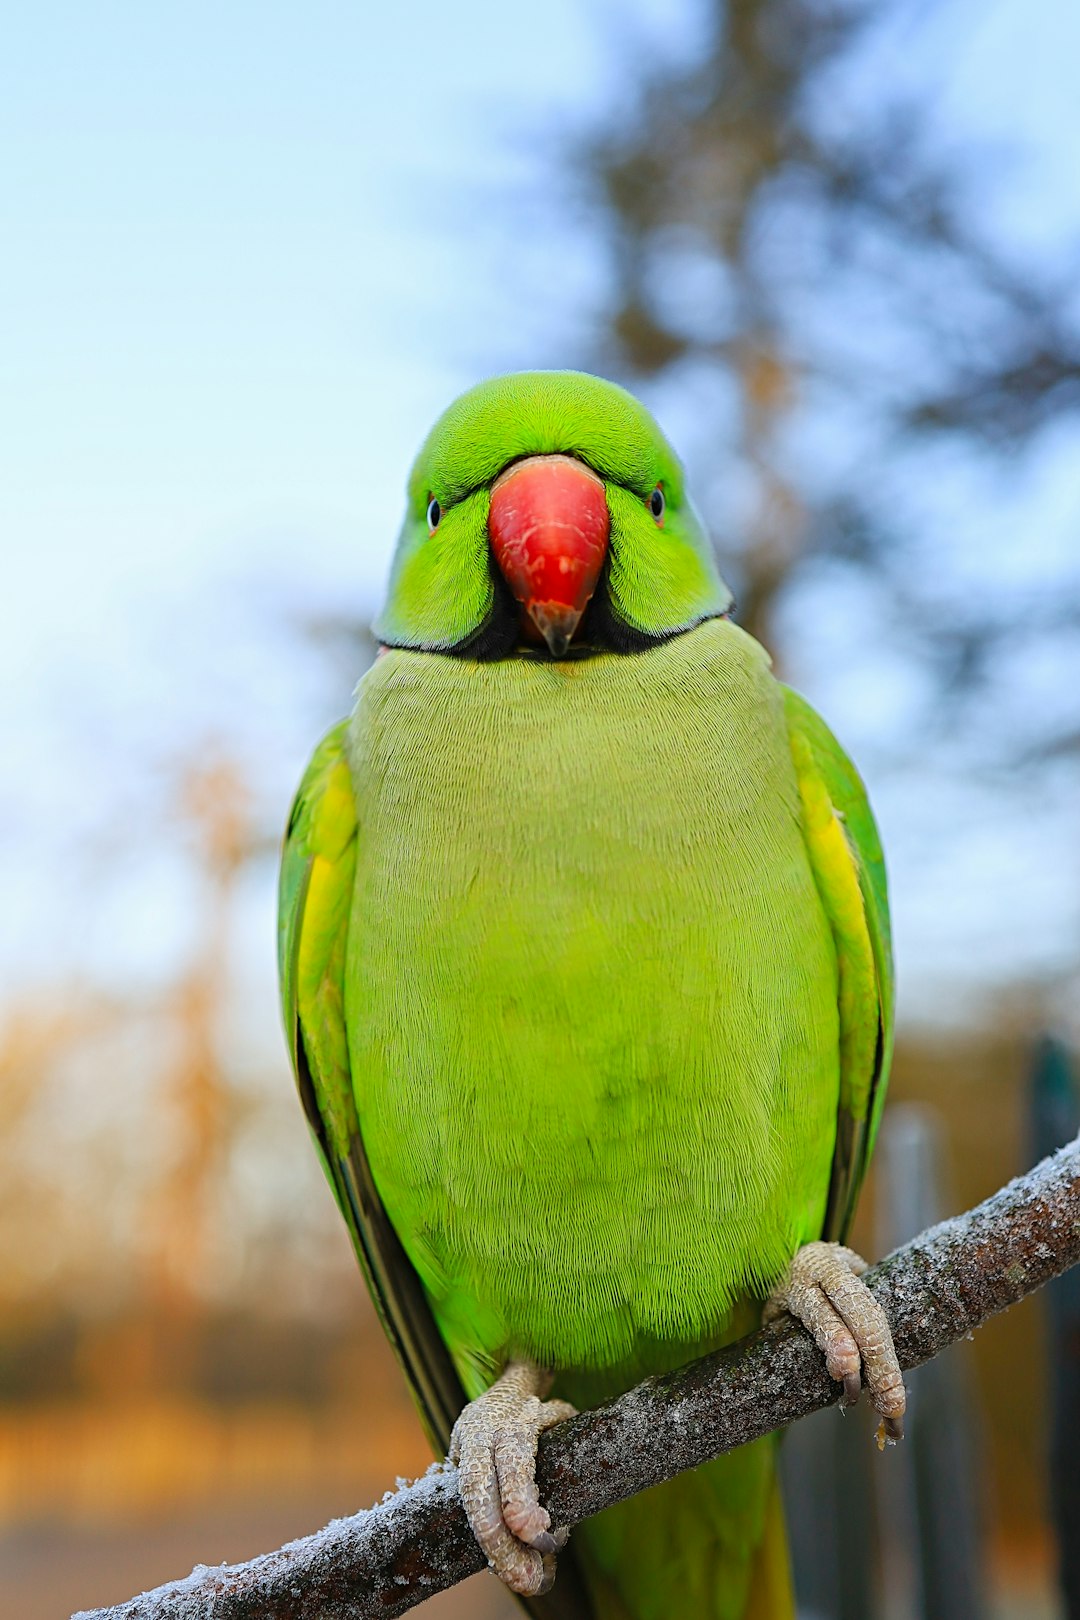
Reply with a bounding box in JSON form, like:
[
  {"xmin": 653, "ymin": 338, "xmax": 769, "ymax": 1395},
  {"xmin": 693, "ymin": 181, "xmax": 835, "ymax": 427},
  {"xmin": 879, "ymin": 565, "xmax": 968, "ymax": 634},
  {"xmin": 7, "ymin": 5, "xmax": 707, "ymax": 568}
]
[{"xmin": 3, "ymin": 1, "xmax": 1079, "ymax": 1616}]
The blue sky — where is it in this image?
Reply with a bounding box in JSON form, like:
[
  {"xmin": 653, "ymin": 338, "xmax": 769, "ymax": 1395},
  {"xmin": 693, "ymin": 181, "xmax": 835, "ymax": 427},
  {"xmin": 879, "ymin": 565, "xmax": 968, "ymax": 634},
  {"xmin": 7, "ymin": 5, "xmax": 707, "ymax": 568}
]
[{"xmin": 2, "ymin": 0, "xmax": 1079, "ymax": 1028}]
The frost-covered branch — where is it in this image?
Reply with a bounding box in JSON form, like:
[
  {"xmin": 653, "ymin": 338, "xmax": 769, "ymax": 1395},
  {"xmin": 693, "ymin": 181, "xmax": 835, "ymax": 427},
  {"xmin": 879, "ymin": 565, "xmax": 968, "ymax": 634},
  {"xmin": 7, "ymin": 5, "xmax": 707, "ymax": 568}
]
[{"xmin": 74, "ymin": 1136, "xmax": 1080, "ymax": 1620}]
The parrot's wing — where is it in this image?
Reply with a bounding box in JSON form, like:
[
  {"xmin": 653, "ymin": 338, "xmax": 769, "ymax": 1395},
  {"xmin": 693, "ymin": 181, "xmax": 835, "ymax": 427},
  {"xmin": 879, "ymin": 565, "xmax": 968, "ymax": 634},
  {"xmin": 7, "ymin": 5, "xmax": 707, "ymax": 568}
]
[
  {"xmin": 278, "ymin": 721, "xmax": 466, "ymax": 1454},
  {"xmin": 782, "ymin": 687, "xmax": 895, "ymax": 1241}
]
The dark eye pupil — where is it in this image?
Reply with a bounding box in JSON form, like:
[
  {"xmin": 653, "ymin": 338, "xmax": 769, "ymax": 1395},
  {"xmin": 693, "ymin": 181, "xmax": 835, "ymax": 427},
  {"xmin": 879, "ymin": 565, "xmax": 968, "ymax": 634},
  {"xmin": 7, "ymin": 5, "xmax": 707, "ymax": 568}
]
[
  {"xmin": 427, "ymin": 497, "xmax": 441, "ymax": 530},
  {"xmin": 650, "ymin": 487, "xmax": 665, "ymax": 519}
]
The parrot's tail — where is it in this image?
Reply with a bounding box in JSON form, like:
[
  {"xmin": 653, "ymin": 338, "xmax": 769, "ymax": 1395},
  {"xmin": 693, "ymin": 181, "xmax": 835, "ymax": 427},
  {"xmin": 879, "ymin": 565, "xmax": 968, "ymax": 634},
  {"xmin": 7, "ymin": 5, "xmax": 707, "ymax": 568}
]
[{"xmin": 570, "ymin": 1436, "xmax": 794, "ymax": 1620}]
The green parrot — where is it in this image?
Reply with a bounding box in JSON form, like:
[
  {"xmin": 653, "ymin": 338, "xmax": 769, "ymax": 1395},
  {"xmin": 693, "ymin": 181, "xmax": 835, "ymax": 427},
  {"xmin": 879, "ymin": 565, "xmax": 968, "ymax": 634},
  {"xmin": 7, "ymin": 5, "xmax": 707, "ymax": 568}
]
[{"xmin": 278, "ymin": 371, "xmax": 903, "ymax": 1620}]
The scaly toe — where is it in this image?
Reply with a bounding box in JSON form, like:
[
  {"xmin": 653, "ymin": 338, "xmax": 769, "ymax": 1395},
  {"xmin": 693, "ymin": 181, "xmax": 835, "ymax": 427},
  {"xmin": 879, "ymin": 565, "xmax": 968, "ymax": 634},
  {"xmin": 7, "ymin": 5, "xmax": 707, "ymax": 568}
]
[
  {"xmin": 768, "ymin": 1240, "xmax": 907, "ymax": 1437},
  {"xmin": 448, "ymin": 1361, "xmax": 576, "ymax": 1595}
]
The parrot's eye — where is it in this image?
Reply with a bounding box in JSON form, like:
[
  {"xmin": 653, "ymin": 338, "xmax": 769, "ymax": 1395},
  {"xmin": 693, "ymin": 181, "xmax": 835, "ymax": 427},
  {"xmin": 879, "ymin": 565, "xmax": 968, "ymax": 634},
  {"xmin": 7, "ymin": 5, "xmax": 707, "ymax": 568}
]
[
  {"xmin": 426, "ymin": 497, "xmax": 442, "ymax": 533},
  {"xmin": 649, "ymin": 485, "xmax": 665, "ymax": 523}
]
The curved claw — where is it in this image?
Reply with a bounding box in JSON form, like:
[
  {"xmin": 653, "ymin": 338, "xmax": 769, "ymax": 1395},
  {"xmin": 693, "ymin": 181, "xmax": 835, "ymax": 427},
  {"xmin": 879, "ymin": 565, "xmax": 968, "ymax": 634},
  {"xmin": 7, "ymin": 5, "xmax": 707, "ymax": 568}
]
[
  {"xmin": 768, "ymin": 1240, "xmax": 907, "ymax": 1441},
  {"xmin": 449, "ymin": 1361, "xmax": 576, "ymax": 1595},
  {"xmin": 878, "ymin": 1411, "xmax": 905, "ymax": 1447}
]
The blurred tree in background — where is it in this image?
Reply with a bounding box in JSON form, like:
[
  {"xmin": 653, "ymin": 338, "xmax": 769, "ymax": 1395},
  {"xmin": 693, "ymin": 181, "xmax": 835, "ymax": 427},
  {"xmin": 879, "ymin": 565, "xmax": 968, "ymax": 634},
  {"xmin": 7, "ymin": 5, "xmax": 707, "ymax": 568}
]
[{"xmin": 569, "ymin": 0, "xmax": 1080, "ymax": 752}]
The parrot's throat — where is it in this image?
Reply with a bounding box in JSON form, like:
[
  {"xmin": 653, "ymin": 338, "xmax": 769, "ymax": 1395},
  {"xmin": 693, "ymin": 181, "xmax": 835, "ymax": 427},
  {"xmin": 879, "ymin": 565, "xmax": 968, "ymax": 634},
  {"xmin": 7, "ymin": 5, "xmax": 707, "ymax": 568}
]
[{"xmin": 458, "ymin": 557, "xmax": 680, "ymax": 662}]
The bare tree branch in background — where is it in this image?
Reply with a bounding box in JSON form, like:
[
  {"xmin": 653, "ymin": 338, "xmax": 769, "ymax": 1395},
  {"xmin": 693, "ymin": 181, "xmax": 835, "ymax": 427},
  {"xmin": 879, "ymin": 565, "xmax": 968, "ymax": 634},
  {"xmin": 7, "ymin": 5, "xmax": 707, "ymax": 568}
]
[
  {"xmin": 74, "ymin": 1134, "xmax": 1080, "ymax": 1620},
  {"xmin": 568, "ymin": 0, "xmax": 1080, "ymax": 743}
]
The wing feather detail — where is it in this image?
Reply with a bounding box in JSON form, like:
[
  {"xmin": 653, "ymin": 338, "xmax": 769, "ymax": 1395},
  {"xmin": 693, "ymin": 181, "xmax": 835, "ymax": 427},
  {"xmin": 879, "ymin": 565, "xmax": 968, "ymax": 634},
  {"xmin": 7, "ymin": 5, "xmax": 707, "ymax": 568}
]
[
  {"xmin": 782, "ymin": 687, "xmax": 895, "ymax": 1240},
  {"xmin": 278, "ymin": 722, "xmax": 466, "ymax": 1453}
]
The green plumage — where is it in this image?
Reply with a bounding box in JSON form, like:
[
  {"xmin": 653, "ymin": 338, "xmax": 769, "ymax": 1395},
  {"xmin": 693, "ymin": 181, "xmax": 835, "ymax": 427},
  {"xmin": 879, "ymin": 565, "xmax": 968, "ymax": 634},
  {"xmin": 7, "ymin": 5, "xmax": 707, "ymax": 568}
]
[
  {"xmin": 374, "ymin": 371, "xmax": 731, "ymax": 653},
  {"xmin": 278, "ymin": 371, "xmax": 892, "ymax": 1619}
]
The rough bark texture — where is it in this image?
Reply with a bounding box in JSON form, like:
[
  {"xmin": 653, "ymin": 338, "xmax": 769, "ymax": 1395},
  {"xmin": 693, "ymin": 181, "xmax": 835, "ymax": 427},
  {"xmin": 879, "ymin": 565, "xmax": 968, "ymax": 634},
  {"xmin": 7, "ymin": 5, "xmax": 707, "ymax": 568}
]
[{"xmin": 74, "ymin": 1135, "xmax": 1080, "ymax": 1620}]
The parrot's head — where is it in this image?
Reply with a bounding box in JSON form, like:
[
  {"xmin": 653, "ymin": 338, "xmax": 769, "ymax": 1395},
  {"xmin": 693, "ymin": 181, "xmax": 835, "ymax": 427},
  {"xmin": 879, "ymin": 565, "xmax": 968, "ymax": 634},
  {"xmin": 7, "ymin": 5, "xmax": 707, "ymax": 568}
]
[{"xmin": 374, "ymin": 371, "xmax": 733, "ymax": 658}]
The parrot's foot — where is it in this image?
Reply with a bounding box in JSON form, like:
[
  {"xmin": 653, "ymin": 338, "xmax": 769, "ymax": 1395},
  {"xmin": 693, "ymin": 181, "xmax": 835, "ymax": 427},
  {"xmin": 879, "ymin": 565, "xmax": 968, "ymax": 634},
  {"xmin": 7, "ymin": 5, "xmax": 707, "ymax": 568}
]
[
  {"xmin": 764, "ymin": 1240, "xmax": 906, "ymax": 1448},
  {"xmin": 449, "ymin": 1360, "xmax": 577, "ymax": 1596}
]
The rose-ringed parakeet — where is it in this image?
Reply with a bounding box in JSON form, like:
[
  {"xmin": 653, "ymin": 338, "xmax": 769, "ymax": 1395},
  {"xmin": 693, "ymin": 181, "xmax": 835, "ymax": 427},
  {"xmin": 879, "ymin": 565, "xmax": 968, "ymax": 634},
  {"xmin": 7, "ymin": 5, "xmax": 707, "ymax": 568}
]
[{"xmin": 278, "ymin": 371, "xmax": 903, "ymax": 1619}]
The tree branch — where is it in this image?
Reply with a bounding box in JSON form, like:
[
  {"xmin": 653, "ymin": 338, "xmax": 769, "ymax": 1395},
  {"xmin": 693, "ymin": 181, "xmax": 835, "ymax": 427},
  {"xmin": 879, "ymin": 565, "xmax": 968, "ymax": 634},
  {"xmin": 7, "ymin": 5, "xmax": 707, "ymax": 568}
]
[{"xmin": 74, "ymin": 1136, "xmax": 1080, "ymax": 1620}]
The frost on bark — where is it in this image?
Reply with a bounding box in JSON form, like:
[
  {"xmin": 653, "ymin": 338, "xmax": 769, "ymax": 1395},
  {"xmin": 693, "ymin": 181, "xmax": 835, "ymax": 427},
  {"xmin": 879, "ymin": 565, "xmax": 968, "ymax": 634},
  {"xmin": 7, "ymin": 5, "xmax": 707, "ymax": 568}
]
[{"xmin": 74, "ymin": 1135, "xmax": 1080, "ymax": 1620}]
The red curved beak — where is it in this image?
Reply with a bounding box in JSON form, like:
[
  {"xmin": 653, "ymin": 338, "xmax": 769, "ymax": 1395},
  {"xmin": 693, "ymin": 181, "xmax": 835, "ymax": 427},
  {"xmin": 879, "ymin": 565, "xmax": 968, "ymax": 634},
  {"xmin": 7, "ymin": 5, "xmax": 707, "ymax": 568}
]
[{"xmin": 487, "ymin": 454, "xmax": 610, "ymax": 657}]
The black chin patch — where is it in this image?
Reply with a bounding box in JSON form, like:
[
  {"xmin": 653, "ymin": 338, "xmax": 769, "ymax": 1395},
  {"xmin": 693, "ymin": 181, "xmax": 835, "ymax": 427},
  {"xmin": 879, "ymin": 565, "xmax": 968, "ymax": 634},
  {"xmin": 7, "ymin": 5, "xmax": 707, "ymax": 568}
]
[
  {"xmin": 576, "ymin": 555, "xmax": 671, "ymax": 654},
  {"xmin": 446, "ymin": 551, "xmax": 672, "ymax": 662},
  {"xmin": 449, "ymin": 563, "xmax": 522, "ymax": 661}
]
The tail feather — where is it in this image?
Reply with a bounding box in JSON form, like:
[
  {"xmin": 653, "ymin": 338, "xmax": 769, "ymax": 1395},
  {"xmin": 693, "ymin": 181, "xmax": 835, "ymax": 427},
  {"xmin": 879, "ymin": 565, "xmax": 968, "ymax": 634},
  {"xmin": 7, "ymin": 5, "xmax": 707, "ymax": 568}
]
[
  {"xmin": 571, "ymin": 1437, "xmax": 793, "ymax": 1620},
  {"xmin": 742, "ymin": 1472, "xmax": 795, "ymax": 1620}
]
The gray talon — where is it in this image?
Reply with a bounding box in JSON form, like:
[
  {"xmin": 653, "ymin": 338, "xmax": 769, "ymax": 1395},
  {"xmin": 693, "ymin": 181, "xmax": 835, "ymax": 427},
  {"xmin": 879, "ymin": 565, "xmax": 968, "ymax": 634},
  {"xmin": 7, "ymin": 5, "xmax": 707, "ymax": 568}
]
[
  {"xmin": 450, "ymin": 1360, "xmax": 577, "ymax": 1596},
  {"xmin": 768, "ymin": 1240, "xmax": 907, "ymax": 1441}
]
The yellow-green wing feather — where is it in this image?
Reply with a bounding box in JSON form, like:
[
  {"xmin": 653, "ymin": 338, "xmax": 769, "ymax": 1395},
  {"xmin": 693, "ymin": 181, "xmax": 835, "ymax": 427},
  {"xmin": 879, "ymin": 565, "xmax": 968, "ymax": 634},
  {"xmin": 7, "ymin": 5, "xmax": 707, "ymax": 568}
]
[
  {"xmin": 782, "ymin": 687, "xmax": 894, "ymax": 1239},
  {"xmin": 278, "ymin": 721, "xmax": 466, "ymax": 1453}
]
